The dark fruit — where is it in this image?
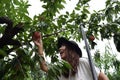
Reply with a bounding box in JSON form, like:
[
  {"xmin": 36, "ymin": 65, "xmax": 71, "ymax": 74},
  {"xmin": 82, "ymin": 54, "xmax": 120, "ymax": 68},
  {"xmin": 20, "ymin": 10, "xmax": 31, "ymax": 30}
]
[
  {"xmin": 32, "ymin": 31, "xmax": 40, "ymax": 40},
  {"xmin": 89, "ymin": 35, "xmax": 95, "ymax": 41}
]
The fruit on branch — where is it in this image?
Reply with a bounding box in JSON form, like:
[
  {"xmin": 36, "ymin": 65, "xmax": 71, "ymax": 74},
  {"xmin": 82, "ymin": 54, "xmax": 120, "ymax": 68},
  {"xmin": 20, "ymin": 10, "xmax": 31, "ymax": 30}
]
[
  {"xmin": 89, "ymin": 35, "xmax": 95, "ymax": 41},
  {"xmin": 32, "ymin": 31, "xmax": 41, "ymax": 41},
  {"xmin": 88, "ymin": 35, "xmax": 96, "ymax": 49}
]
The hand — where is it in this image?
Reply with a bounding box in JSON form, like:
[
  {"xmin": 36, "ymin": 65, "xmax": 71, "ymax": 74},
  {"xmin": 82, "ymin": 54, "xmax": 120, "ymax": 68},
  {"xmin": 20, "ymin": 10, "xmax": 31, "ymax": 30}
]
[
  {"xmin": 33, "ymin": 32, "xmax": 43, "ymax": 55},
  {"xmin": 33, "ymin": 38, "xmax": 42, "ymax": 47},
  {"xmin": 33, "ymin": 31, "xmax": 41, "ymax": 46}
]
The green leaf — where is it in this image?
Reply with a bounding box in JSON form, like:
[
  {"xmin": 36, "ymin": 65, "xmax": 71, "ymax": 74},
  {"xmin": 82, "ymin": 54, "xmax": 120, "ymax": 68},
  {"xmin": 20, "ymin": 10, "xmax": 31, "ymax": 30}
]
[
  {"xmin": 83, "ymin": 7, "xmax": 90, "ymax": 14},
  {"xmin": 75, "ymin": 7, "xmax": 80, "ymax": 10},
  {"xmin": 0, "ymin": 49, "xmax": 7, "ymax": 57},
  {"xmin": 13, "ymin": 0, "xmax": 20, "ymax": 5}
]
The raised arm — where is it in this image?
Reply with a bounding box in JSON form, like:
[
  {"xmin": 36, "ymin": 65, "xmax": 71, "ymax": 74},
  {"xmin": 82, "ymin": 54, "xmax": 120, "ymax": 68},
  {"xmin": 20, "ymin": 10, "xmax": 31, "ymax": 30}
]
[
  {"xmin": 33, "ymin": 32, "xmax": 48, "ymax": 72},
  {"xmin": 98, "ymin": 72, "xmax": 109, "ymax": 80}
]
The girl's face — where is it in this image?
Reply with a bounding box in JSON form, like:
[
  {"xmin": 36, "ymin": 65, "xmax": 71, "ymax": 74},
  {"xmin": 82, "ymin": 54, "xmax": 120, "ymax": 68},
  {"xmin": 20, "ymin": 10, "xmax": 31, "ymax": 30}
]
[{"xmin": 59, "ymin": 45, "xmax": 67, "ymax": 59}]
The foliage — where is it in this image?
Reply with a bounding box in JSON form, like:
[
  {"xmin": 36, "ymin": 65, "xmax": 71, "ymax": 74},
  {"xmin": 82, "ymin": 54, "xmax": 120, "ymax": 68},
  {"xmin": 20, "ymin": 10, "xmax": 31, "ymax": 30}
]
[
  {"xmin": 94, "ymin": 45, "xmax": 120, "ymax": 80},
  {"xmin": 0, "ymin": 0, "xmax": 120, "ymax": 80}
]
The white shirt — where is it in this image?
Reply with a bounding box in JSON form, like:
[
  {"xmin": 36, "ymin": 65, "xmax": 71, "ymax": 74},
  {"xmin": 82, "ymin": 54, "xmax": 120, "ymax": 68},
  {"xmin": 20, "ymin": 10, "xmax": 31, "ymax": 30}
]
[{"xmin": 58, "ymin": 58, "xmax": 100, "ymax": 80}]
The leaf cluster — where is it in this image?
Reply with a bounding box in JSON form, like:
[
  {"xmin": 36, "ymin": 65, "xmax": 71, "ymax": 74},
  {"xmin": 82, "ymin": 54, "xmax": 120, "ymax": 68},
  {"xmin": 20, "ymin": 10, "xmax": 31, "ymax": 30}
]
[{"xmin": 0, "ymin": 0, "xmax": 120, "ymax": 80}]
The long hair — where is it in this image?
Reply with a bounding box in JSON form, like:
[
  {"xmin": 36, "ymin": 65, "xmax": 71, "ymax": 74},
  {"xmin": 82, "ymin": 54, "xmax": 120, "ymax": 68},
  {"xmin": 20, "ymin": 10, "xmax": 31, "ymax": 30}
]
[{"xmin": 62, "ymin": 44, "xmax": 80, "ymax": 78}]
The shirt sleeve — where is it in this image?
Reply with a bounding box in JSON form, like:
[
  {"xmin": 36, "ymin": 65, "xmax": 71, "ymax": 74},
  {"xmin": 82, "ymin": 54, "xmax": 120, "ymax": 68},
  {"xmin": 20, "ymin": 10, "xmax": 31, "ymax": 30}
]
[
  {"xmin": 95, "ymin": 66, "xmax": 100, "ymax": 77},
  {"xmin": 80, "ymin": 58, "xmax": 100, "ymax": 77}
]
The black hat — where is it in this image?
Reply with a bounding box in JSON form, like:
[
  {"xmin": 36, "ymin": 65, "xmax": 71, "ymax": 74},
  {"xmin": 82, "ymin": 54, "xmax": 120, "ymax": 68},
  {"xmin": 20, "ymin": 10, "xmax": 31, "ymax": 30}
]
[{"xmin": 58, "ymin": 37, "xmax": 82, "ymax": 57}]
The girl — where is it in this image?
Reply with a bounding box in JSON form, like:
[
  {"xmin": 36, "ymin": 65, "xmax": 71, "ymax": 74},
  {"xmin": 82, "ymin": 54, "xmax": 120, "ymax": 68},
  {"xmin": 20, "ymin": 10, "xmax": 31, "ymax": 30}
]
[{"xmin": 33, "ymin": 33, "xmax": 109, "ymax": 80}]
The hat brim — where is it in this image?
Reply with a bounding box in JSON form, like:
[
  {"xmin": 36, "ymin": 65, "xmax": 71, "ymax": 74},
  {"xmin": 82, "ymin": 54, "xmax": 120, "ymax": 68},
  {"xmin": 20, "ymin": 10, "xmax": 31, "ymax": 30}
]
[{"xmin": 58, "ymin": 37, "xmax": 82, "ymax": 57}]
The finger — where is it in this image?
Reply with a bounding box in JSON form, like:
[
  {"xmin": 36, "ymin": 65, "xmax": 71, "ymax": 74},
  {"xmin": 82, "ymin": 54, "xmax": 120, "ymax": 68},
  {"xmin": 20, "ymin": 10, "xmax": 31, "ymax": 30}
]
[{"xmin": 39, "ymin": 32, "xmax": 42, "ymax": 40}]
